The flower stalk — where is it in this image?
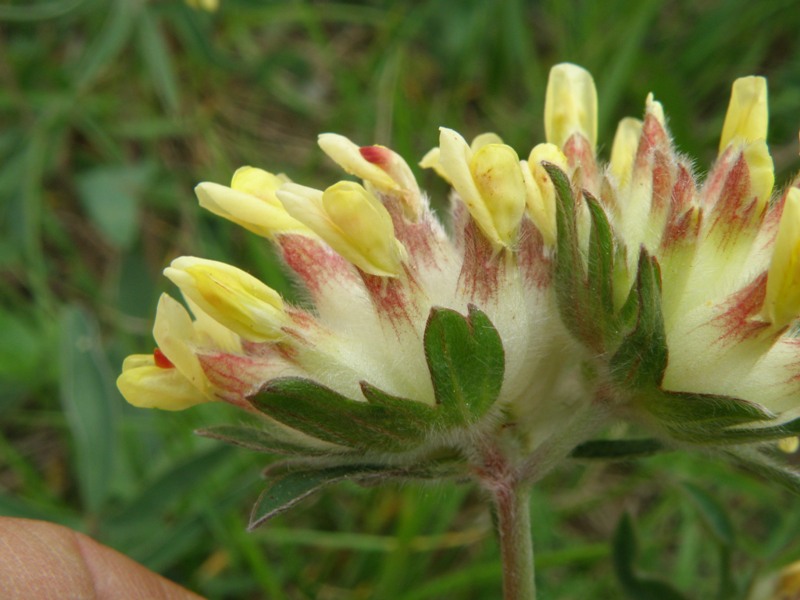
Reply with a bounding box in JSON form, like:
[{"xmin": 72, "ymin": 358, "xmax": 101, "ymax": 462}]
[{"xmin": 493, "ymin": 484, "xmax": 535, "ymax": 600}]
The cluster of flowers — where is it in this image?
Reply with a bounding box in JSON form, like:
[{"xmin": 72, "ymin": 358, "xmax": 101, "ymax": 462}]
[{"xmin": 118, "ymin": 64, "xmax": 800, "ymax": 481}]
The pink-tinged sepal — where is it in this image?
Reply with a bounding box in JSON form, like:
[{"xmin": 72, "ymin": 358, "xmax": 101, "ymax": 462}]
[
  {"xmin": 660, "ymin": 164, "xmax": 699, "ymax": 251},
  {"xmin": 361, "ymin": 268, "xmax": 421, "ymax": 329},
  {"xmin": 634, "ymin": 112, "xmax": 670, "ymax": 160},
  {"xmin": 383, "ymin": 196, "xmax": 454, "ymax": 273},
  {"xmin": 711, "ymin": 272, "xmax": 772, "ymax": 344},
  {"xmin": 277, "ymin": 233, "xmax": 361, "ymax": 299},
  {"xmin": 457, "ymin": 219, "xmax": 504, "ymax": 305},
  {"xmin": 516, "ymin": 217, "xmax": 553, "ymax": 290},
  {"xmin": 198, "ymin": 351, "xmax": 295, "ymax": 409},
  {"xmin": 563, "ymin": 133, "xmax": 599, "ymax": 194},
  {"xmin": 661, "ymin": 205, "xmax": 702, "ymax": 252},
  {"xmin": 704, "ymin": 151, "xmax": 764, "ymax": 244}
]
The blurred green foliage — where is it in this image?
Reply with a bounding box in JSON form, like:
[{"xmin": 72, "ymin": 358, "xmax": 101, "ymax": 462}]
[{"xmin": 2, "ymin": 0, "xmax": 800, "ymax": 598}]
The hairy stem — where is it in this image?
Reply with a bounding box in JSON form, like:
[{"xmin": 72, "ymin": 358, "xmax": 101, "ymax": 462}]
[{"xmin": 491, "ymin": 482, "xmax": 535, "ymax": 600}]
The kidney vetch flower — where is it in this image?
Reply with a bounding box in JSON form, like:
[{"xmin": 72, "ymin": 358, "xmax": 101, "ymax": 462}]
[{"xmin": 117, "ymin": 63, "xmax": 800, "ymax": 600}]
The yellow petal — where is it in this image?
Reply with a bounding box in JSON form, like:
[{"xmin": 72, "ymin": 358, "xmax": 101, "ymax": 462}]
[
  {"xmin": 230, "ymin": 166, "xmax": 288, "ymax": 198},
  {"xmin": 469, "ymin": 143, "xmax": 526, "ymax": 245},
  {"xmin": 522, "ymin": 143, "xmax": 568, "ymax": 246},
  {"xmin": 183, "ymin": 296, "xmax": 242, "ymax": 354},
  {"xmin": 153, "ymin": 294, "xmax": 209, "ymax": 391},
  {"xmin": 719, "ymin": 76, "xmax": 768, "ymax": 152},
  {"xmin": 164, "ymin": 257, "xmax": 287, "ymax": 342},
  {"xmin": 742, "ymin": 139, "xmax": 775, "ymax": 211},
  {"xmin": 763, "ymin": 188, "xmax": 800, "ymax": 328},
  {"xmin": 437, "ymin": 127, "xmax": 502, "ymax": 247},
  {"xmin": 544, "ymin": 63, "xmax": 598, "ymax": 150},
  {"xmin": 321, "ymin": 181, "xmax": 407, "ymax": 276},
  {"xmin": 470, "ymin": 132, "xmax": 504, "ymax": 152},
  {"xmin": 195, "ymin": 179, "xmax": 310, "ymax": 239},
  {"xmin": 118, "ymin": 355, "xmax": 211, "ymax": 411},
  {"xmin": 610, "ymin": 117, "xmax": 643, "ymax": 186},
  {"xmin": 419, "ymin": 147, "xmax": 450, "ymax": 182},
  {"xmin": 317, "ymin": 133, "xmax": 400, "ymax": 193}
]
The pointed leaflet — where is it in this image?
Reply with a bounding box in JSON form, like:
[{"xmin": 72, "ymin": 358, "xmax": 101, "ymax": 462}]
[
  {"xmin": 640, "ymin": 388, "xmax": 774, "ymax": 441},
  {"xmin": 249, "ymin": 464, "xmax": 388, "ymax": 530},
  {"xmin": 196, "ymin": 424, "xmax": 343, "ymax": 456},
  {"xmin": 585, "ymin": 191, "xmax": 616, "ymax": 343},
  {"xmin": 423, "ymin": 305, "xmax": 504, "ymax": 426},
  {"xmin": 248, "ymin": 458, "xmax": 467, "ymax": 529},
  {"xmin": 610, "ymin": 249, "xmax": 668, "ymax": 389},
  {"xmin": 360, "ymin": 381, "xmax": 439, "ymax": 428},
  {"xmin": 252, "ymin": 377, "xmax": 431, "ymax": 452},
  {"xmin": 689, "ymin": 415, "xmax": 800, "ymax": 445},
  {"xmin": 545, "ymin": 163, "xmax": 601, "ymax": 350}
]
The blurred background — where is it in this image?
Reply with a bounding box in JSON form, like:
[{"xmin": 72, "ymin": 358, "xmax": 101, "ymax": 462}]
[{"xmin": 2, "ymin": 0, "xmax": 800, "ymax": 598}]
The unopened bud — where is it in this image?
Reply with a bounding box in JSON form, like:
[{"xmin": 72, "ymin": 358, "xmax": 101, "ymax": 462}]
[
  {"xmin": 164, "ymin": 257, "xmax": 288, "ymax": 342},
  {"xmin": 545, "ymin": 63, "xmax": 598, "ymax": 150}
]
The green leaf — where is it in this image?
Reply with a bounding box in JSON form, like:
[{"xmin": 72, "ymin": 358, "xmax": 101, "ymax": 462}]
[
  {"xmin": 640, "ymin": 388, "xmax": 773, "ymax": 434},
  {"xmin": 137, "ymin": 8, "xmax": 181, "ymax": 114},
  {"xmin": 249, "ymin": 464, "xmax": 392, "ymax": 530},
  {"xmin": 610, "ymin": 250, "xmax": 668, "ymax": 389},
  {"xmin": 685, "ymin": 415, "xmax": 800, "ymax": 445},
  {"xmin": 76, "ymin": 163, "xmax": 153, "ymax": 250},
  {"xmin": 681, "ymin": 483, "xmax": 734, "ymax": 546},
  {"xmin": 360, "ymin": 381, "xmax": 439, "ymax": 426},
  {"xmin": 570, "ymin": 438, "xmax": 666, "ymax": 460},
  {"xmin": 545, "ymin": 163, "xmax": 599, "ymax": 349},
  {"xmin": 196, "ymin": 424, "xmax": 342, "ymax": 456},
  {"xmin": 58, "ymin": 306, "xmax": 118, "ymax": 513},
  {"xmin": 423, "ymin": 305, "xmax": 504, "ymax": 426},
  {"xmin": 613, "ymin": 513, "xmax": 691, "ymax": 600},
  {"xmin": 252, "ymin": 377, "xmax": 432, "ymax": 452},
  {"xmin": 585, "ymin": 192, "xmax": 616, "ymax": 325}
]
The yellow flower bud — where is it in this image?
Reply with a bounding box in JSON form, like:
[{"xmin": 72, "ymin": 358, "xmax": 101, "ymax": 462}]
[
  {"xmin": 763, "ymin": 188, "xmax": 800, "ymax": 328},
  {"xmin": 469, "ymin": 144, "xmax": 527, "ymax": 246},
  {"xmin": 277, "ymin": 182, "xmax": 407, "ymax": 276},
  {"xmin": 719, "ymin": 76, "xmax": 768, "ymax": 152},
  {"xmin": 318, "ymin": 134, "xmax": 423, "ymax": 219},
  {"xmin": 195, "ymin": 168, "xmax": 310, "ymax": 239},
  {"xmin": 317, "ymin": 134, "xmax": 402, "ymax": 194},
  {"xmin": 230, "ymin": 166, "xmax": 287, "ymax": 199},
  {"xmin": 610, "ymin": 117, "xmax": 643, "ymax": 186},
  {"xmin": 743, "ymin": 140, "xmax": 775, "ymax": 212},
  {"xmin": 321, "ymin": 181, "xmax": 407, "ymax": 275},
  {"xmin": 521, "ymin": 143, "xmax": 568, "ymax": 246},
  {"xmin": 437, "ymin": 128, "xmax": 526, "ymax": 248},
  {"xmin": 420, "ymin": 132, "xmax": 504, "ymax": 186},
  {"xmin": 164, "ymin": 257, "xmax": 288, "ymax": 342},
  {"xmin": 544, "ymin": 63, "xmax": 598, "ymax": 150}
]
